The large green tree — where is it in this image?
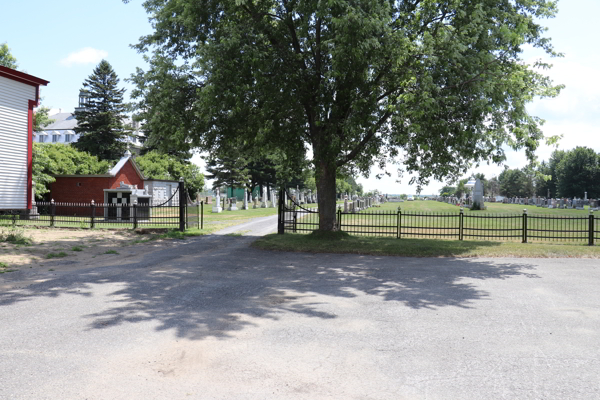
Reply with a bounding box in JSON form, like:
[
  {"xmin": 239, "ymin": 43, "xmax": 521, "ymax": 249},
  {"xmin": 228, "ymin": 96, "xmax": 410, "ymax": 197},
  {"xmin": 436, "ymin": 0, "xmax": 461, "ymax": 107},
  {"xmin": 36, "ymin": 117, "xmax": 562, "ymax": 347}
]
[
  {"xmin": 555, "ymin": 147, "xmax": 599, "ymax": 198},
  {"xmin": 0, "ymin": 43, "xmax": 18, "ymax": 69},
  {"xmin": 74, "ymin": 60, "xmax": 129, "ymax": 161},
  {"xmin": 129, "ymin": 0, "xmax": 562, "ymax": 230},
  {"xmin": 535, "ymin": 149, "xmax": 565, "ymax": 197},
  {"xmin": 498, "ymin": 167, "xmax": 535, "ymax": 198}
]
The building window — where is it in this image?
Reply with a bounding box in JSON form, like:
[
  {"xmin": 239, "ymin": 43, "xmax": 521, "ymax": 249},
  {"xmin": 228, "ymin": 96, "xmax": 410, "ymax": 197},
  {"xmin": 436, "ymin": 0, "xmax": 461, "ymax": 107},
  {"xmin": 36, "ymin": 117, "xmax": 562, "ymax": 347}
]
[
  {"xmin": 52, "ymin": 134, "xmax": 60, "ymax": 143},
  {"xmin": 39, "ymin": 135, "xmax": 46, "ymax": 143},
  {"xmin": 65, "ymin": 134, "xmax": 73, "ymax": 143}
]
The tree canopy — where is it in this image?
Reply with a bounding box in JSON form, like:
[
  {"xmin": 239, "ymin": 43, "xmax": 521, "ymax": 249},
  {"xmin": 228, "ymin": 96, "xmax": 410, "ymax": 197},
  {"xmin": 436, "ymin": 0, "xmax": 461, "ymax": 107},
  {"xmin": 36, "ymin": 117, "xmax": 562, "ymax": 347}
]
[
  {"xmin": 498, "ymin": 167, "xmax": 535, "ymax": 198},
  {"xmin": 129, "ymin": 0, "xmax": 562, "ymax": 230},
  {"xmin": 0, "ymin": 43, "xmax": 18, "ymax": 69},
  {"xmin": 74, "ymin": 60, "xmax": 129, "ymax": 161},
  {"xmin": 33, "ymin": 144, "xmax": 112, "ymax": 200},
  {"xmin": 555, "ymin": 147, "xmax": 599, "ymax": 199}
]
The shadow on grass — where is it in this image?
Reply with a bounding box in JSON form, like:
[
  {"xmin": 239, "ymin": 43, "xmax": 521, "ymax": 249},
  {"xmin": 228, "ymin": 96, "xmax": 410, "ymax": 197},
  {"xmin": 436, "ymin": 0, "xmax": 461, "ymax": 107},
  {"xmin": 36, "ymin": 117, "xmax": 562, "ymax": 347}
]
[
  {"xmin": 0, "ymin": 235, "xmax": 538, "ymax": 341},
  {"xmin": 253, "ymin": 233, "xmax": 505, "ymax": 257}
]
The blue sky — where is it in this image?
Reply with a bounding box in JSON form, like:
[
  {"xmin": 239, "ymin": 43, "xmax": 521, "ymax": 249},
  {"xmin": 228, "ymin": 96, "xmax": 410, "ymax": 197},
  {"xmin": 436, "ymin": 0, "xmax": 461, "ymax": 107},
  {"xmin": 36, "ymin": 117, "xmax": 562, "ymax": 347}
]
[{"xmin": 2, "ymin": 0, "xmax": 599, "ymax": 195}]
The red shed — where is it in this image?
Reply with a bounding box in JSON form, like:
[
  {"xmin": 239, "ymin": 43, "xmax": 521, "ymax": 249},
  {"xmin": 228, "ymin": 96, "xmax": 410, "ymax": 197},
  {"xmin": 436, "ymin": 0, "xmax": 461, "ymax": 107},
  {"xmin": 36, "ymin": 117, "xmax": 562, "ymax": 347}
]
[
  {"xmin": 0, "ymin": 66, "xmax": 49, "ymax": 211},
  {"xmin": 50, "ymin": 151, "xmax": 145, "ymax": 205}
]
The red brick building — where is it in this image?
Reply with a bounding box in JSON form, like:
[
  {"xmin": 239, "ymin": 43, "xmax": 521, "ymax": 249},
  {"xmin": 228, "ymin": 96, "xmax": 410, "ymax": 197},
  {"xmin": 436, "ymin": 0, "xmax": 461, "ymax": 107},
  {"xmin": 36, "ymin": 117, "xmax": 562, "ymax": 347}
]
[{"xmin": 50, "ymin": 151, "xmax": 145, "ymax": 205}]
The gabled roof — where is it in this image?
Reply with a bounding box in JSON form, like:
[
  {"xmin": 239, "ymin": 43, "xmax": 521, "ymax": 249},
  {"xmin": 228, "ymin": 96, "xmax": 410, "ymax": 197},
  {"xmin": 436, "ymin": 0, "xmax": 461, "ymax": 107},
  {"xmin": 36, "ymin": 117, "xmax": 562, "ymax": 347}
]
[
  {"xmin": 110, "ymin": 150, "xmax": 146, "ymax": 180},
  {"xmin": 42, "ymin": 113, "xmax": 77, "ymax": 130}
]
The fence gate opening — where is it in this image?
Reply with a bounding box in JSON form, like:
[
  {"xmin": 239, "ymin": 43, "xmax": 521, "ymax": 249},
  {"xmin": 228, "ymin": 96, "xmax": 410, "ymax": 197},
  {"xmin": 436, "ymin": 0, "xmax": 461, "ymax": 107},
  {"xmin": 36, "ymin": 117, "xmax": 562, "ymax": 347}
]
[{"xmin": 278, "ymin": 188, "xmax": 320, "ymax": 234}]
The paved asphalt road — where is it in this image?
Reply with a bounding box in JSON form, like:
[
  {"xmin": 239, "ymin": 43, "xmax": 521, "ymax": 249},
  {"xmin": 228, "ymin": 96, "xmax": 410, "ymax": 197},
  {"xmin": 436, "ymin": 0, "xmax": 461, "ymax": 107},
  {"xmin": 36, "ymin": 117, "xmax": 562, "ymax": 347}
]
[{"xmin": 1, "ymin": 219, "xmax": 600, "ymax": 399}]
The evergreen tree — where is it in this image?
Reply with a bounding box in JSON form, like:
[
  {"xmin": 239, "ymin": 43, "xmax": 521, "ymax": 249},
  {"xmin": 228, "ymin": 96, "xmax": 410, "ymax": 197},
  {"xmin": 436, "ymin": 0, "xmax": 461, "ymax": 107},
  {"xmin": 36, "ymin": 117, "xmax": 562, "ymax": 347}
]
[{"xmin": 73, "ymin": 60, "xmax": 129, "ymax": 161}]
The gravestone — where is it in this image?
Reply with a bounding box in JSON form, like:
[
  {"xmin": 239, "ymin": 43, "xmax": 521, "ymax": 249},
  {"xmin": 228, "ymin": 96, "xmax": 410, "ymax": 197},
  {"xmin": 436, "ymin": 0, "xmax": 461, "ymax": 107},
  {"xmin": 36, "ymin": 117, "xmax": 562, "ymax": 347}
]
[
  {"xmin": 271, "ymin": 190, "xmax": 277, "ymax": 208},
  {"xmin": 242, "ymin": 188, "xmax": 249, "ymax": 210},
  {"xmin": 212, "ymin": 188, "xmax": 222, "ymax": 213},
  {"xmin": 261, "ymin": 187, "xmax": 268, "ymax": 208},
  {"xmin": 472, "ymin": 179, "xmax": 485, "ymax": 210},
  {"xmin": 344, "ymin": 197, "xmax": 348, "ymax": 213},
  {"xmin": 228, "ymin": 198, "xmax": 238, "ymax": 211}
]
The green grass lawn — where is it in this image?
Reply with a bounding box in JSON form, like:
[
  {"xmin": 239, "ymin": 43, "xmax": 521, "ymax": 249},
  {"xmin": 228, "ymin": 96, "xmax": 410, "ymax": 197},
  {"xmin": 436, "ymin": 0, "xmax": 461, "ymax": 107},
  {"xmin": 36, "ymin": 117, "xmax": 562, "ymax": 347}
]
[
  {"xmin": 376, "ymin": 199, "xmax": 594, "ymax": 215},
  {"xmin": 330, "ymin": 199, "xmax": 598, "ymax": 243}
]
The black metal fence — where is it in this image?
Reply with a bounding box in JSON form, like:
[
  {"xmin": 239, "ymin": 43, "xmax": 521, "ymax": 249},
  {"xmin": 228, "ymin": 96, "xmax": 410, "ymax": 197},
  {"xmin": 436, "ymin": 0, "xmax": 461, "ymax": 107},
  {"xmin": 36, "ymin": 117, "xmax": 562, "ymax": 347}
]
[
  {"xmin": 333, "ymin": 208, "xmax": 599, "ymax": 245},
  {"xmin": 0, "ymin": 183, "xmax": 204, "ymax": 231}
]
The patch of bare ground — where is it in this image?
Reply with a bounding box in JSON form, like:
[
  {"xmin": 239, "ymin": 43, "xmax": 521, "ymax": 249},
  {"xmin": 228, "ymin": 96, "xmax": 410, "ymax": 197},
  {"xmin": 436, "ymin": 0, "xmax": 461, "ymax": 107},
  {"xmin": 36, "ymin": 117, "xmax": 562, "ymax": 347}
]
[{"xmin": 0, "ymin": 228, "xmax": 180, "ymax": 290}]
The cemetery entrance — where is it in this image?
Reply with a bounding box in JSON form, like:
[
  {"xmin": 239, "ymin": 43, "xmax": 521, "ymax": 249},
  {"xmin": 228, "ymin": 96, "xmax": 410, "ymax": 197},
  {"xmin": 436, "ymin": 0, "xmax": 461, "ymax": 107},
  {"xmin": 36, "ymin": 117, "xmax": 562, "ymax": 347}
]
[{"xmin": 278, "ymin": 188, "xmax": 321, "ymax": 234}]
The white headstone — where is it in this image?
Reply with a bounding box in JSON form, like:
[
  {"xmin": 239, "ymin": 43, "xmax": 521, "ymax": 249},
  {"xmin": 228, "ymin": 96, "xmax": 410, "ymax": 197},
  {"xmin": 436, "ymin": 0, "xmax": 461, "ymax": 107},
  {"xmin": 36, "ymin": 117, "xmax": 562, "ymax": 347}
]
[
  {"xmin": 212, "ymin": 188, "xmax": 222, "ymax": 213},
  {"xmin": 261, "ymin": 187, "xmax": 268, "ymax": 208}
]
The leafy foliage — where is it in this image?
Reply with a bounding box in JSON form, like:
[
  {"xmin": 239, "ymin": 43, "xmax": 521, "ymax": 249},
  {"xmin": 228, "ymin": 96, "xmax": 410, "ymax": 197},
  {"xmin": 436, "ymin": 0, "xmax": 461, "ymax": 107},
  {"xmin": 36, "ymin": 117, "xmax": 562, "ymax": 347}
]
[
  {"xmin": 33, "ymin": 144, "xmax": 111, "ymax": 199},
  {"xmin": 73, "ymin": 60, "xmax": 129, "ymax": 161},
  {"xmin": 555, "ymin": 147, "xmax": 599, "ymax": 198},
  {"xmin": 135, "ymin": 151, "xmax": 205, "ymax": 198},
  {"xmin": 33, "ymin": 106, "xmax": 54, "ymax": 133},
  {"xmin": 0, "ymin": 43, "xmax": 18, "ymax": 69},
  {"xmin": 498, "ymin": 167, "xmax": 535, "ymax": 198},
  {"xmin": 129, "ymin": 0, "xmax": 562, "ymax": 230}
]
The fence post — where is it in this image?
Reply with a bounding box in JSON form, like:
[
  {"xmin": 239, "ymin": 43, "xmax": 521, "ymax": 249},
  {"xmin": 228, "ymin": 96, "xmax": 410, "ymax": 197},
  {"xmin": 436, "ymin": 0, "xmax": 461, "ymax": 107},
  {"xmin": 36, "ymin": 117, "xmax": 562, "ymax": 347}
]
[
  {"xmin": 201, "ymin": 201, "xmax": 204, "ymax": 230},
  {"xmin": 589, "ymin": 210, "xmax": 594, "ymax": 246},
  {"xmin": 277, "ymin": 188, "xmax": 284, "ymax": 234},
  {"xmin": 397, "ymin": 208, "xmax": 401, "ymax": 239},
  {"xmin": 12, "ymin": 213, "xmax": 16, "ymax": 227},
  {"xmin": 133, "ymin": 201, "xmax": 138, "ymax": 230},
  {"xmin": 91, "ymin": 200, "xmax": 95, "ymax": 228},
  {"xmin": 522, "ymin": 209, "xmax": 528, "ymax": 243},
  {"xmin": 337, "ymin": 208, "xmax": 342, "ymax": 231},
  {"xmin": 50, "ymin": 199, "xmax": 55, "ymax": 228},
  {"xmin": 293, "ymin": 209, "xmax": 297, "ymax": 233},
  {"xmin": 179, "ymin": 177, "xmax": 185, "ymax": 232},
  {"xmin": 459, "ymin": 207, "xmax": 464, "ymax": 240}
]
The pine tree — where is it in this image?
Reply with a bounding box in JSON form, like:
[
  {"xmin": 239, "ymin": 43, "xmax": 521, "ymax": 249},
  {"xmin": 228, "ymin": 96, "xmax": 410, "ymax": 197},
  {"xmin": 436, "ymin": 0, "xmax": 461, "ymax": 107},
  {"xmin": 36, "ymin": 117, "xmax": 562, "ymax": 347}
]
[{"xmin": 73, "ymin": 60, "xmax": 129, "ymax": 161}]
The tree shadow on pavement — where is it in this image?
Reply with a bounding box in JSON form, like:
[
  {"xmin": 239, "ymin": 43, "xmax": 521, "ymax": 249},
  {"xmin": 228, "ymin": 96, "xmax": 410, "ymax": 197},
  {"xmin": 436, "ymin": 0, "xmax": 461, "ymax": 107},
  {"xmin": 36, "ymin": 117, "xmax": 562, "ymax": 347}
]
[{"xmin": 0, "ymin": 235, "xmax": 540, "ymax": 341}]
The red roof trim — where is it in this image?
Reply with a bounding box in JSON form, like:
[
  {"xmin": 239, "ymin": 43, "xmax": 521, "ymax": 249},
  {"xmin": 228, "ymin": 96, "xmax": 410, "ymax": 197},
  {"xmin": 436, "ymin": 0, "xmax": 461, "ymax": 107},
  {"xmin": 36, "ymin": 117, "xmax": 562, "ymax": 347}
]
[
  {"xmin": 0, "ymin": 66, "xmax": 49, "ymax": 86},
  {"xmin": 0, "ymin": 66, "xmax": 49, "ymax": 104}
]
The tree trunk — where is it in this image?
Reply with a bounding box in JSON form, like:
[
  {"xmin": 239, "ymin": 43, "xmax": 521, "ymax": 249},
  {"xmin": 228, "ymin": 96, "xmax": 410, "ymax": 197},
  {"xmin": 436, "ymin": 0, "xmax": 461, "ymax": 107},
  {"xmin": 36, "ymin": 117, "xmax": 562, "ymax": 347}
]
[{"xmin": 315, "ymin": 158, "xmax": 338, "ymax": 231}]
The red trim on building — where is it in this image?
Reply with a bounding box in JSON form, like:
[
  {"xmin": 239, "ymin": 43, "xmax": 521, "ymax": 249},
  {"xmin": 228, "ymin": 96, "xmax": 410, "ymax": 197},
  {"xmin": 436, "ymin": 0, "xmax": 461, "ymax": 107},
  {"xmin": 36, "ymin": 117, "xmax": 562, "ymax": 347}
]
[
  {"xmin": 27, "ymin": 100, "xmax": 36, "ymax": 209},
  {"xmin": 0, "ymin": 66, "xmax": 49, "ymax": 103}
]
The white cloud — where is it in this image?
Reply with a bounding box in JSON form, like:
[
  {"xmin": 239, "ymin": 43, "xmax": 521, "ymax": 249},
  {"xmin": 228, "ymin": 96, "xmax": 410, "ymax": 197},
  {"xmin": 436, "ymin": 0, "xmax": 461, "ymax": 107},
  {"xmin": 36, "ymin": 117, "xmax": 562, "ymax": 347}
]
[{"xmin": 60, "ymin": 47, "xmax": 108, "ymax": 67}]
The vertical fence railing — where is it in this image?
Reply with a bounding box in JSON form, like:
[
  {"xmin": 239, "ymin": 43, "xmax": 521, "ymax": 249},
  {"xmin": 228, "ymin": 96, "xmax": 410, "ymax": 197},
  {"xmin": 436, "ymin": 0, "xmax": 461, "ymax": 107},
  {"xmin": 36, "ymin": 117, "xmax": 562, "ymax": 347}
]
[{"xmin": 274, "ymin": 207, "xmax": 600, "ymax": 245}]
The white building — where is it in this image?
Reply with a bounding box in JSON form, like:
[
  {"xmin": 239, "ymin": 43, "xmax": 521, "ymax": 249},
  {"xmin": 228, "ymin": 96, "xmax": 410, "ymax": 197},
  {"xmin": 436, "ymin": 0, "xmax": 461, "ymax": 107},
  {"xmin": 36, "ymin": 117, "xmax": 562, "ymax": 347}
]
[
  {"xmin": 0, "ymin": 66, "xmax": 48, "ymax": 211},
  {"xmin": 34, "ymin": 91, "xmax": 143, "ymax": 150}
]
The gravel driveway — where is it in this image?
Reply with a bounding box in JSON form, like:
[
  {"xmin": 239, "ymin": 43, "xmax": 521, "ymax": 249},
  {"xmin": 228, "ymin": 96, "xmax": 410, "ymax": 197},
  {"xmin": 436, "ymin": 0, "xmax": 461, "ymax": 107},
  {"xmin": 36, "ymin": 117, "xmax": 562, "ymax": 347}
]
[{"xmin": 1, "ymin": 232, "xmax": 599, "ymax": 399}]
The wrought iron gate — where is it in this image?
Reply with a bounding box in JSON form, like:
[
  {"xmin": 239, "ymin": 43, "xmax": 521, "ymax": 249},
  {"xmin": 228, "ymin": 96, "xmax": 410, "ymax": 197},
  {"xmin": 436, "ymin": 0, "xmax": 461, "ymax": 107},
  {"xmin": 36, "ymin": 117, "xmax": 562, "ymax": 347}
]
[{"xmin": 278, "ymin": 188, "xmax": 319, "ymax": 234}]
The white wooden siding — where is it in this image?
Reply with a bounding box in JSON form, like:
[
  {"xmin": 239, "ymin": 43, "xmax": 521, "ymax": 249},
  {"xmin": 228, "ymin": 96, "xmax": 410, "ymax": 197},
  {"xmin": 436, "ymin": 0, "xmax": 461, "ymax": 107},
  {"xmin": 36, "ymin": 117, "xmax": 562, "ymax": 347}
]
[{"xmin": 0, "ymin": 75, "xmax": 35, "ymax": 209}]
